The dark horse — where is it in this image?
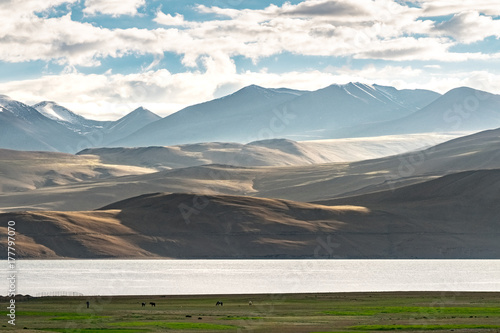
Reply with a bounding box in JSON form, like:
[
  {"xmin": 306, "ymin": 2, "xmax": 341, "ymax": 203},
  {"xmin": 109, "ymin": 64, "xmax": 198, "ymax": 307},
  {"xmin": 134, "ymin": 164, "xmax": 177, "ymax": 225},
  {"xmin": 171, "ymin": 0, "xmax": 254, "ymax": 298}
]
[
  {"xmin": 215, "ymin": 301, "xmax": 223, "ymax": 306},
  {"xmin": 150, "ymin": 302, "xmax": 156, "ymax": 307},
  {"xmin": 141, "ymin": 302, "xmax": 146, "ymax": 307}
]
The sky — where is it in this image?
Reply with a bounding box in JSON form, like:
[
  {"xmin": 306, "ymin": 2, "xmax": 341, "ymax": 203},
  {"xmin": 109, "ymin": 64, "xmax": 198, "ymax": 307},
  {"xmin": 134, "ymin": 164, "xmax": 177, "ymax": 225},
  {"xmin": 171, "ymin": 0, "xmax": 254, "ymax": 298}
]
[{"xmin": 0, "ymin": 0, "xmax": 499, "ymax": 120}]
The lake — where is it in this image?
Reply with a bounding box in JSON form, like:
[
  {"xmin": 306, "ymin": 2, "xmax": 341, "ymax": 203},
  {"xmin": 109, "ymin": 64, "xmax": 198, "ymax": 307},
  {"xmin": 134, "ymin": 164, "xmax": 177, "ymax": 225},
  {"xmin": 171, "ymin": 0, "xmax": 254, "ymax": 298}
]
[{"xmin": 4, "ymin": 260, "xmax": 500, "ymax": 296}]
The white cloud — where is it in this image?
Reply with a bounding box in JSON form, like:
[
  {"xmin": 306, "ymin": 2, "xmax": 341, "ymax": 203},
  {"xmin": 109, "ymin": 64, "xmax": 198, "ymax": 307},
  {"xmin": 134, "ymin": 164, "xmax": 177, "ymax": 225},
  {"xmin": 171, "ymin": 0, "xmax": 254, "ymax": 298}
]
[
  {"xmin": 1, "ymin": 0, "xmax": 498, "ymax": 68},
  {"xmin": 420, "ymin": 0, "xmax": 500, "ymax": 17},
  {"xmin": 1, "ymin": 0, "xmax": 500, "ymax": 119},
  {"xmin": 434, "ymin": 11, "xmax": 500, "ymax": 43},
  {"xmin": 83, "ymin": 0, "xmax": 145, "ymax": 16},
  {"xmin": 0, "ymin": 0, "xmax": 77, "ymax": 17},
  {"xmin": 153, "ymin": 12, "xmax": 191, "ymax": 27},
  {"xmin": 2, "ymin": 60, "xmax": 500, "ymax": 120}
]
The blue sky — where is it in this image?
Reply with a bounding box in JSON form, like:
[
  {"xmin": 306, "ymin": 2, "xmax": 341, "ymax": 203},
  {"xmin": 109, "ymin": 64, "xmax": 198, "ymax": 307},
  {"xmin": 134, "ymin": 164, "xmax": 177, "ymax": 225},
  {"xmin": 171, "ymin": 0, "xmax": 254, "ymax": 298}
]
[{"xmin": 0, "ymin": 0, "xmax": 499, "ymax": 119}]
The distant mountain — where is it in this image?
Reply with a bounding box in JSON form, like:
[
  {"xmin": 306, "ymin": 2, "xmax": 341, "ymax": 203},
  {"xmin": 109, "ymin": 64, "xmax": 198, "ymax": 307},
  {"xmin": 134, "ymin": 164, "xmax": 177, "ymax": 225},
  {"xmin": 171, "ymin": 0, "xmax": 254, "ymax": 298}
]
[
  {"xmin": 79, "ymin": 139, "xmax": 342, "ymax": 169},
  {"xmin": 0, "ymin": 97, "xmax": 161, "ymax": 152},
  {"xmin": 5, "ymin": 84, "xmax": 500, "ymax": 153},
  {"xmin": 352, "ymin": 87, "xmax": 500, "ymax": 137},
  {"xmin": 33, "ymin": 101, "xmax": 111, "ymax": 134},
  {"xmin": 33, "ymin": 102, "xmax": 161, "ymax": 145},
  {"xmin": 0, "ymin": 95, "xmax": 85, "ymax": 152},
  {"xmin": 109, "ymin": 85, "xmax": 307, "ymax": 147},
  {"xmin": 110, "ymin": 83, "xmax": 440, "ymax": 147},
  {"xmin": 277, "ymin": 82, "xmax": 441, "ymax": 139},
  {"xmin": 102, "ymin": 107, "xmax": 161, "ymax": 144},
  {"xmin": 79, "ymin": 133, "xmax": 460, "ymax": 170}
]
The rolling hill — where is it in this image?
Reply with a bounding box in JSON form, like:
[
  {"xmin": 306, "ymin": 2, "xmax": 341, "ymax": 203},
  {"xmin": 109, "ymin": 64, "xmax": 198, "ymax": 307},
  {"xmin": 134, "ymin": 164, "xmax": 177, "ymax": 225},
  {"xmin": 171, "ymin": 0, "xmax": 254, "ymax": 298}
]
[
  {"xmin": 0, "ymin": 148, "xmax": 154, "ymax": 193},
  {"xmin": 0, "ymin": 126, "xmax": 496, "ymax": 212},
  {"xmin": 1, "ymin": 181, "xmax": 498, "ymax": 259},
  {"xmin": 78, "ymin": 133, "xmax": 460, "ymax": 170}
]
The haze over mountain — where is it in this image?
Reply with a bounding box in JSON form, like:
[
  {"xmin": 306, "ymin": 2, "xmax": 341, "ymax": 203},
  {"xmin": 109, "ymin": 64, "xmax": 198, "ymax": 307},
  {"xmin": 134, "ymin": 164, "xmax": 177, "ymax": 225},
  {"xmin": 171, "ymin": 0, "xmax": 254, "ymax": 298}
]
[
  {"xmin": 102, "ymin": 107, "xmax": 161, "ymax": 144},
  {"xmin": 5, "ymin": 83, "xmax": 500, "ymax": 154},
  {"xmin": 79, "ymin": 133, "xmax": 459, "ymax": 170},
  {"xmin": 351, "ymin": 87, "xmax": 500, "ymax": 137},
  {"xmin": 33, "ymin": 101, "xmax": 111, "ymax": 135},
  {"xmin": 1, "ymin": 116, "xmax": 500, "ymax": 258},
  {"xmin": 0, "ymin": 126, "xmax": 498, "ymax": 212},
  {"xmin": 0, "ymin": 95, "xmax": 85, "ymax": 152},
  {"xmin": 0, "ymin": 97, "xmax": 160, "ymax": 152},
  {"xmin": 111, "ymin": 83, "xmax": 441, "ymax": 147},
  {"xmin": 0, "ymin": 148, "xmax": 154, "ymax": 193}
]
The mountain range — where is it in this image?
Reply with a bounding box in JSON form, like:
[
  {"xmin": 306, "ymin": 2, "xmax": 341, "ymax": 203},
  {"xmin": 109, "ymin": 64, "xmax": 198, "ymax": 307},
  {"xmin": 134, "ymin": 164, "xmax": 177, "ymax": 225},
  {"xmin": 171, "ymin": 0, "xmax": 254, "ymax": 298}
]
[
  {"xmin": 0, "ymin": 97, "xmax": 160, "ymax": 152},
  {"xmin": 110, "ymin": 83, "xmax": 442, "ymax": 147},
  {"xmin": 3, "ymin": 83, "xmax": 500, "ymax": 153},
  {"xmin": 1, "ymin": 124, "xmax": 499, "ymax": 211},
  {"xmin": 1, "ymin": 82, "xmax": 500, "ymax": 259}
]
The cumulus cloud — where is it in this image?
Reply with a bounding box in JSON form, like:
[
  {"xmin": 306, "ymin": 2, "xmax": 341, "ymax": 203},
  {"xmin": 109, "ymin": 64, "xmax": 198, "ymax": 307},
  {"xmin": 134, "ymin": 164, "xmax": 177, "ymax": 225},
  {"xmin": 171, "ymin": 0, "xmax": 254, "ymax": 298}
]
[
  {"xmin": 0, "ymin": 0, "xmax": 77, "ymax": 16},
  {"xmin": 1, "ymin": 0, "xmax": 498, "ymax": 67},
  {"xmin": 153, "ymin": 12, "xmax": 191, "ymax": 27},
  {"xmin": 282, "ymin": 0, "xmax": 371, "ymax": 17},
  {"xmin": 420, "ymin": 0, "xmax": 500, "ymax": 17},
  {"xmin": 2, "ymin": 60, "xmax": 500, "ymax": 120},
  {"xmin": 434, "ymin": 11, "xmax": 500, "ymax": 43},
  {"xmin": 1, "ymin": 0, "xmax": 500, "ymax": 119},
  {"xmin": 83, "ymin": 0, "xmax": 145, "ymax": 16}
]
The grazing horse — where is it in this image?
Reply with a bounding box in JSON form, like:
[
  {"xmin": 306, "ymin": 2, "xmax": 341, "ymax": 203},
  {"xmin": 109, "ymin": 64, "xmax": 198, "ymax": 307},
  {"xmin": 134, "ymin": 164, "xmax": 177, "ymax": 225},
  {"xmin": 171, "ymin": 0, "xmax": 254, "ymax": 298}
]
[
  {"xmin": 248, "ymin": 301, "xmax": 252, "ymax": 306},
  {"xmin": 215, "ymin": 301, "xmax": 223, "ymax": 306},
  {"xmin": 141, "ymin": 302, "xmax": 146, "ymax": 307},
  {"xmin": 150, "ymin": 302, "xmax": 156, "ymax": 307}
]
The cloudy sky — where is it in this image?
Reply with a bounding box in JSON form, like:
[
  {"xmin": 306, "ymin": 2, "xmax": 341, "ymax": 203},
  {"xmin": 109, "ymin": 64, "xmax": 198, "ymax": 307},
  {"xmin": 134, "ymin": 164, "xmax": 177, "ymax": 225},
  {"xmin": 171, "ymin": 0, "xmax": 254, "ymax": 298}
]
[{"xmin": 0, "ymin": 0, "xmax": 499, "ymax": 119}]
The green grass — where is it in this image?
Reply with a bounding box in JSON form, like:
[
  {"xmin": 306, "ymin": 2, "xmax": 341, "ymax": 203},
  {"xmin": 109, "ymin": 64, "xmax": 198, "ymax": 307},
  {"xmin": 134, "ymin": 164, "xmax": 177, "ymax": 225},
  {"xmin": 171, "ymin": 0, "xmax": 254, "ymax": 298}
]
[
  {"xmin": 350, "ymin": 324, "xmax": 500, "ymax": 330},
  {"xmin": 110, "ymin": 321, "xmax": 237, "ymax": 330},
  {"xmin": 41, "ymin": 329, "xmax": 149, "ymax": 333},
  {"xmin": 0, "ymin": 311, "xmax": 107, "ymax": 317},
  {"xmin": 220, "ymin": 316, "xmax": 263, "ymax": 320},
  {"xmin": 7, "ymin": 291, "xmax": 500, "ymax": 332},
  {"xmin": 324, "ymin": 306, "xmax": 500, "ymax": 317},
  {"xmin": 50, "ymin": 315, "xmax": 110, "ymax": 321}
]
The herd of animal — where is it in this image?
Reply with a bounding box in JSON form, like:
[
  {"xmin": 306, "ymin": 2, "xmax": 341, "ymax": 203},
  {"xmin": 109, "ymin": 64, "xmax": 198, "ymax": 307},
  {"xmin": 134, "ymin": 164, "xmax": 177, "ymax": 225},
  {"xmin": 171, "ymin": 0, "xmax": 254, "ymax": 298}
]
[
  {"xmin": 87, "ymin": 300, "xmax": 253, "ymax": 308},
  {"xmin": 133, "ymin": 300, "xmax": 253, "ymax": 307}
]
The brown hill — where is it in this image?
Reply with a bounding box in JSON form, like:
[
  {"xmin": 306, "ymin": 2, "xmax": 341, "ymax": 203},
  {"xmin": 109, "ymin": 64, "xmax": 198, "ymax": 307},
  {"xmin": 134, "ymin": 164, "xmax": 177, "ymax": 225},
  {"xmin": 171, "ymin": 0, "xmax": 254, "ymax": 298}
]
[
  {"xmin": 2, "ymin": 172, "xmax": 499, "ymax": 259},
  {"xmin": 0, "ymin": 193, "xmax": 370, "ymax": 259},
  {"xmin": 0, "ymin": 128, "xmax": 498, "ymax": 212},
  {"xmin": 0, "ymin": 148, "xmax": 154, "ymax": 193}
]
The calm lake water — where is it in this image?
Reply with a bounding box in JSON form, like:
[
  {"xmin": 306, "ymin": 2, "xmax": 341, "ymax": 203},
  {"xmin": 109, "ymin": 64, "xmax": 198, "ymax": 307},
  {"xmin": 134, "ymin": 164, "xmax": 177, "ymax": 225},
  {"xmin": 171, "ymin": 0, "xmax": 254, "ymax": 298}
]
[{"xmin": 4, "ymin": 260, "xmax": 500, "ymax": 296}]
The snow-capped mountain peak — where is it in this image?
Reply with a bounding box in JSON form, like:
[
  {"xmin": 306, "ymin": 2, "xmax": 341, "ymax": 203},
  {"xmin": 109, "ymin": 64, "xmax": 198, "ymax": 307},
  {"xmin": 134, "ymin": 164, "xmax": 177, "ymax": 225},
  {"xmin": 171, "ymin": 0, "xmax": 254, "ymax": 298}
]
[{"xmin": 33, "ymin": 101, "xmax": 84, "ymax": 124}]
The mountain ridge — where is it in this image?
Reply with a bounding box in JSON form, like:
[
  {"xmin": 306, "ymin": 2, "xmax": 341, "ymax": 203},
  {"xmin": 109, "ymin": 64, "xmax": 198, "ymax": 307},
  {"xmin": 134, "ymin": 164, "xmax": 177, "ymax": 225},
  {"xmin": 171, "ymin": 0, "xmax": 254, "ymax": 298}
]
[
  {"xmin": 110, "ymin": 82, "xmax": 441, "ymax": 147},
  {"xmin": 0, "ymin": 96, "xmax": 161, "ymax": 152}
]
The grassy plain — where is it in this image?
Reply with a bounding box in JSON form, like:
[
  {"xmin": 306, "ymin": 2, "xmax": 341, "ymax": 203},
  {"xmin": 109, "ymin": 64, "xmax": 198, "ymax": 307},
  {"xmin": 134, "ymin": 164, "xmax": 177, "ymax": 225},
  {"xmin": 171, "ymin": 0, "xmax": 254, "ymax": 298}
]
[{"xmin": 1, "ymin": 292, "xmax": 500, "ymax": 332}]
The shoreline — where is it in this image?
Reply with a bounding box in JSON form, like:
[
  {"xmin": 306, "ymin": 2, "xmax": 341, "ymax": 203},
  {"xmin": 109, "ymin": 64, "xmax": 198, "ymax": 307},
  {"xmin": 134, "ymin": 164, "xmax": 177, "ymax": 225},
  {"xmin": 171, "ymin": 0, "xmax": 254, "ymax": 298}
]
[{"xmin": 3, "ymin": 291, "xmax": 500, "ymax": 299}]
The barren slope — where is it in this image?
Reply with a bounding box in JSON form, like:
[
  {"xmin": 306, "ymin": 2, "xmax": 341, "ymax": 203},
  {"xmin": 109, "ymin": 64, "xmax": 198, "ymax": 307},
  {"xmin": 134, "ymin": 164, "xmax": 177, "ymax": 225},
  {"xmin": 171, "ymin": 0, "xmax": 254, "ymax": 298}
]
[
  {"xmin": 1, "ymin": 183, "xmax": 499, "ymax": 259},
  {"xmin": 0, "ymin": 148, "xmax": 154, "ymax": 192},
  {"xmin": 80, "ymin": 133, "xmax": 461, "ymax": 169},
  {"xmin": 0, "ymin": 128, "xmax": 497, "ymax": 212}
]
